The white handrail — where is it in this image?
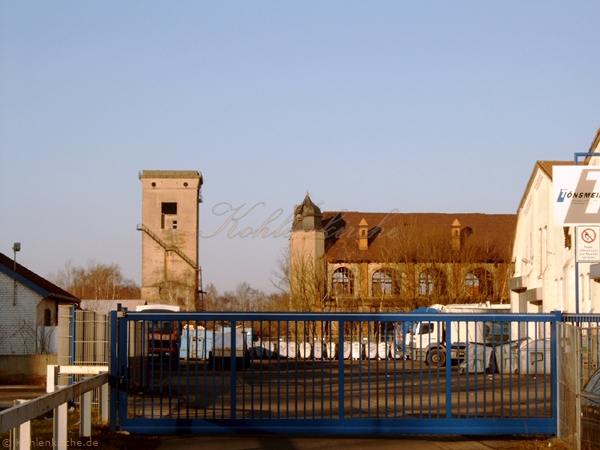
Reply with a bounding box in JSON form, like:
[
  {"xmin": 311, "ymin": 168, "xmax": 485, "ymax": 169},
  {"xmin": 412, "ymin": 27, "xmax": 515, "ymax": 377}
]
[{"xmin": 0, "ymin": 372, "xmax": 108, "ymax": 435}]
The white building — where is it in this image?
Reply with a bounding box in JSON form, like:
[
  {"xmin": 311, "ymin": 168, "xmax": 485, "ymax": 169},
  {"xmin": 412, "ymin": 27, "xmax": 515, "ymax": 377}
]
[
  {"xmin": 510, "ymin": 130, "xmax": 600, "ymax": 314},
  {"xmin": 0, "ymin": 252, "xmax": 80, "ymax": 355}
]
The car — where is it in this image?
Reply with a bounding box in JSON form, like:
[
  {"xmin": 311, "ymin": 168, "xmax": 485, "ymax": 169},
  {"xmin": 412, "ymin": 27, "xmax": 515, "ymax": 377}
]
[{"xmin": 581, "ymin": 368, "xmax": 600, "ymax": 448}]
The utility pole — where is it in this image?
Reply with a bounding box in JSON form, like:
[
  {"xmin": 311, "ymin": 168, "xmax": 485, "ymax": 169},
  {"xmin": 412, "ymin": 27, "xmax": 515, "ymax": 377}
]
[{"xmin": 13, "ymin": 242, "xmax": 20, "ymax": 306}]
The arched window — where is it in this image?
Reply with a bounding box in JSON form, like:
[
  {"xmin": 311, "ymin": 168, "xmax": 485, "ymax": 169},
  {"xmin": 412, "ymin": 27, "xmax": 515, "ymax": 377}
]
[
  {"xmin": 332, "ymin": 267, "xmax": 355, "ymax": 295},
  {"xmin": 418, "ymin": 268, "xmax": 446, "ymax": 296},
  {"xmin": 419, "ymin": 271, "xmax": 434, "ymax": 296},
  {"xmin": 372, "ymin": 269, "xmax": 398, "ymax": 296},
  {"xmin": 465, "ymin": 268, "xmax": 494, "ymax": 297}
]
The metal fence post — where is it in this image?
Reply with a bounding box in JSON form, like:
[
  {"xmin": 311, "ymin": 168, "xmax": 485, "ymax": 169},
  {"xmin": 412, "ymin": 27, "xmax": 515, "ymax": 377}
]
[
  {"xmin": 445, "ymin": 317, "xmax": 452, "ymax": 420},
  {"xmin": 338, "ymin": 320, "xmax": 345, "ymax": 420},
  {"xmin": 109, "ymin": 310, "xmax": 118, "ymax": 431},
  {"xmin": 575, "ymin": 324, "xmax": 582, "ymax": 450}
]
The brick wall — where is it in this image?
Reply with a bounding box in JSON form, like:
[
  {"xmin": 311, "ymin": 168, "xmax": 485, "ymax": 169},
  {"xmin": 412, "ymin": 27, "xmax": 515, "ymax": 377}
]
[{"xmin": 0, "ymin": 271, "xmax": 45, "ymax": 354}]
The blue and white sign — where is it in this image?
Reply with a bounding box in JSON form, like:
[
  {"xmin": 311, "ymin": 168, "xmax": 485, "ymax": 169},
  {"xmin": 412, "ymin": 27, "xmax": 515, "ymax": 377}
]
[{"xmin": 553, "ymin": 166, "xmax": 600, "ymax": 225}]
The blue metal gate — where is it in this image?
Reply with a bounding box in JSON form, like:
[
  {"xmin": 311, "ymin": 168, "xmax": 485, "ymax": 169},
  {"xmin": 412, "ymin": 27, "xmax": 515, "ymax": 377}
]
[{"xmin": 110, "ymin": 310, "xmax": 559, "ymax": 435}]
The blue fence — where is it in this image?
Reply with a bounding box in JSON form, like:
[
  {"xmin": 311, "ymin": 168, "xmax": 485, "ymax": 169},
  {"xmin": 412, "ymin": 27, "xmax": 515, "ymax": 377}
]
[{"xmin": 110, "ymin": 310, "xmax": 560, "ymax": 435}]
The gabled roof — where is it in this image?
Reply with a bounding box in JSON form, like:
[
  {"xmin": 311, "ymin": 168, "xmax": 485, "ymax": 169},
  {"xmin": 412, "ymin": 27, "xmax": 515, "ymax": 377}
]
[
  {"xmin": 518, "ymin": 160, "xmax": 573, "ymax": 211},
  {"xmin": 322, "ymin": 211, "xmax": 516, "ymax": 263},
  {"xmin": 0, "ymin": 253, "xmax": 80, "ymax": 303},
  {"xmin": 536, "ymin": 160, "xmax": 573, "ymax": 179},
  {"xmin": 580, "ymin": 128, "xmax": 600, "ymax": 163}
]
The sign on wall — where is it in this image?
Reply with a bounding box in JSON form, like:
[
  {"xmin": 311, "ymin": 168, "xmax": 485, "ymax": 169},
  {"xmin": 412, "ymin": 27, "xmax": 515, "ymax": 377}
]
[
  {"xmin": 553, "ymin": 166, "xmax": 600, "ymax": 225},
  {"xmin": 576, "ymin": 226, "xmax": 600, "ymax": 262}
]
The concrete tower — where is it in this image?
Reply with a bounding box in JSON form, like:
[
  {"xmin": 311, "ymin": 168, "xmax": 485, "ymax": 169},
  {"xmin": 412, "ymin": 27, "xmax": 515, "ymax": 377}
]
[{"xmin": 138, "ymin": 170, "xmax": 203, "ymax": 310}]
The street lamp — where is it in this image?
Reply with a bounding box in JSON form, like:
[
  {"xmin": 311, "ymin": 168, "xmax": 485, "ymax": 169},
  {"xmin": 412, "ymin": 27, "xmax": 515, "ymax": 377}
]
[{"xmin": 13, "ymin": 243, "xmax": 20, "ymax": 306}]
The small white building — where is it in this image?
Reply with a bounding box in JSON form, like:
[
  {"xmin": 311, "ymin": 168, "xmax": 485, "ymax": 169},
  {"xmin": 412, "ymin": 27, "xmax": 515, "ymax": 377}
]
[
  {"xmin": 510, "ymin": 130, "xmax": 600, "ymax": 315},
  {"xmin": 0, "ymin": 252, "xmax": 80, "ymax": 355}
]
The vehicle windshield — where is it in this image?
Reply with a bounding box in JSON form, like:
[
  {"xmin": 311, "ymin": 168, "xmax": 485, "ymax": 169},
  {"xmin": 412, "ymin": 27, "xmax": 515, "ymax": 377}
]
[
  {"xmin": 148, "ymin": 320, "xmax": 173, "ymax": 334},
  {"xmin": 583, "ymin": 369, "xmax": 600, "ymax": 395}
]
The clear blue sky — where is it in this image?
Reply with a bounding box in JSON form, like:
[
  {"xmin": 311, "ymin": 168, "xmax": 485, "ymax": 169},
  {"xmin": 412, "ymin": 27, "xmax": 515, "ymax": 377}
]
[{"xmin": 1, "ymin": 1, "xmax": 599, "ymax": 294}]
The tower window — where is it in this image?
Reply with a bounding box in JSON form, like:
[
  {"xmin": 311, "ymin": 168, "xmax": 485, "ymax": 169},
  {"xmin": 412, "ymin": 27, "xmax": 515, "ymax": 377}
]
[
  {"xmin": 161, "ymin": 202, "xmax": 178, "ymax": 229},
  {"xmin": 162, "ymin": 202, "xmax": 177, "ymax": 215}
]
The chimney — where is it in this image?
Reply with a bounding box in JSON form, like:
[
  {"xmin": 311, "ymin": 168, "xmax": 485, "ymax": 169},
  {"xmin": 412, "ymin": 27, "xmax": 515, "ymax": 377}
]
[
  {"xmin": 451, "ymin": 219, "xmax": 461, "ymax": 251},
  {"xmin": 359, "ymin": 218, "xmax": 369, "ymax": 250}
]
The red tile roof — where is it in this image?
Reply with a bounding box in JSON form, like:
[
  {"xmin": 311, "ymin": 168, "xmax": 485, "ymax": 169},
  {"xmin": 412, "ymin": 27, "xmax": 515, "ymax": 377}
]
[{"xmin": 322, "ymin": 211, "xmax": 516, "ymax": 263}]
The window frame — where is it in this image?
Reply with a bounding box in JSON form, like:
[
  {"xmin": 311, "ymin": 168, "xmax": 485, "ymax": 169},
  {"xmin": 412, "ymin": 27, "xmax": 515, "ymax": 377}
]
[
  {"xmin": 372, "ymin": 268, "xmax": 397, "ymax": 297},
  {"xmin": 332, "ymin": 267, "xmax": 355, "ymax": 296},
  {"xmin": 418, "ymin": 268, "xmax": 446, "ymax": 296},
  {"xmin": 465, "ymin": 268, "xmax": 494, "ymax": 297}
]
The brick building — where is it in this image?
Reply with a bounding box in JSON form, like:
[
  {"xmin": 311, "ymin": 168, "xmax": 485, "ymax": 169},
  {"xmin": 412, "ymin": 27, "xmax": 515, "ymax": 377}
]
[{"xmin": 289, "ymin": 194, "xmax": 516, "ymax": 312}]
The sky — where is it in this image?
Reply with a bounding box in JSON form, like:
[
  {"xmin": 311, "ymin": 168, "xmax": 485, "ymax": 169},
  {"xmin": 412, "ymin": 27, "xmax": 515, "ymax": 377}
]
[{"xmin": 1, "ymin": 1, "xmax": 599, "ymax": 295}]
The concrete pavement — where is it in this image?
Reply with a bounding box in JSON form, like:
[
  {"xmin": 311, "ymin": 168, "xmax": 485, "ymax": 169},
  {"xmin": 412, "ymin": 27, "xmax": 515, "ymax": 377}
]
[{"xmin": 155, "ymin": 434, "xmax": 539, "ymax": 450}]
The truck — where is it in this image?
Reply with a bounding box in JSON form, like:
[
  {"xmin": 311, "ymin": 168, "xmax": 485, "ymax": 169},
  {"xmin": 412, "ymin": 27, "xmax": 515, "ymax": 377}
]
[
  {"xmin": 136, "ymin": 304, "xmax": 181, "ymax": 366},
  {"xmin": 404, "ymin": 303, "xmax": 511, "ymax": 367}
]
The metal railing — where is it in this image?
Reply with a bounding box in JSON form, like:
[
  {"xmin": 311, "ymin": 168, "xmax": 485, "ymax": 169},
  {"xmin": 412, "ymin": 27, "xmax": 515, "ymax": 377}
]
[{"xmin": 136, "ymin": 223, "xmax": 197, "ymax": 269}]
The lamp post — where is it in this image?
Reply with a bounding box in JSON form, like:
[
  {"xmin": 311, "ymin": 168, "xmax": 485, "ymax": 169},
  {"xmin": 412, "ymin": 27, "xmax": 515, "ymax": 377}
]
[{"xmin": 13, "ymin": 243, "xmax": 20, "ymax": 306}]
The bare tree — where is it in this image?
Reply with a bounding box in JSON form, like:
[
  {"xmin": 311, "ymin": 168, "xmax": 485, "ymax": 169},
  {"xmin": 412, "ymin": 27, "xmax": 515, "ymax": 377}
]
[
  {"xmin": 377, "ymin": 222, "xmax": 513, "ymax": 308},
  {"xmin": 50, "ymin": 259, "xmax": 140, "ymax": 299},
  {"xmin": 273, "ymin": 248, "xmax": 325, "ymax": 313},
  {"xmin": 201, "ymin": 283, "xmax": 219, "ymax": 311}
]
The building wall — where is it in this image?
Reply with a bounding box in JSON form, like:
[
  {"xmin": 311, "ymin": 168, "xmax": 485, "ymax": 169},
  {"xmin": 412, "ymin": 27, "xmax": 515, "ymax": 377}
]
[
  {"xmin": 511, "ymin": 163, "xmax": 600, "ymax": 314},
  {"xmin": 0, "ymin": 271, "xmax": 45, "ymax": 355},
  {"xmin": 139, "ymin": 171, "xmax": 201, "ymax": 310},
  {"xmin": 0, "ymin": 354, "xmax": 57, "ymax": 383},
  {"xmin": 324, "ymin": 261, "xmax": 511, "ymax": 312},
  {"xmin": 290, "ymin": 230, "xmax": 324, "ymax": 263}
]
